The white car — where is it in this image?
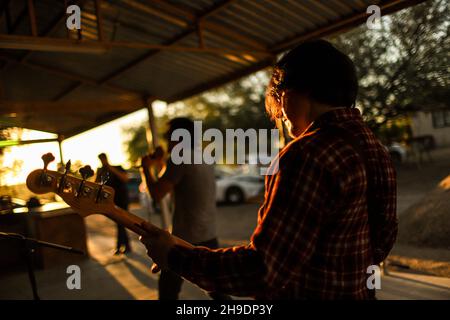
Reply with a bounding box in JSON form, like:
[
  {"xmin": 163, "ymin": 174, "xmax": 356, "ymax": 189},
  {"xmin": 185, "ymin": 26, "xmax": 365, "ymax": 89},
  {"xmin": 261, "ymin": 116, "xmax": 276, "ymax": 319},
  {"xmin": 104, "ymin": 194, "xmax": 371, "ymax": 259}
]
[
  {"xmin": 216, "ymin": 174, "xmax": 264, "ymax": 204},
  {"xmin": 386, "ymin": 142, "xmax": 408, "ymax": 163}
]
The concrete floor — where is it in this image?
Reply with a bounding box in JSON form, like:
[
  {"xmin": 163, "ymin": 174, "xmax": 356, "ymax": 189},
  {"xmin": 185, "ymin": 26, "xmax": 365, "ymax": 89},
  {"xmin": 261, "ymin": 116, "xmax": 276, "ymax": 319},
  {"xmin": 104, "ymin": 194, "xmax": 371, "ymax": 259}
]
[
  {"xmin": 0, "ymin": 204, "xmax": 449, "ymax": 300},
  {"xmin": 0, "ymin": 236, "xmax": 208, "ymax": 300}
]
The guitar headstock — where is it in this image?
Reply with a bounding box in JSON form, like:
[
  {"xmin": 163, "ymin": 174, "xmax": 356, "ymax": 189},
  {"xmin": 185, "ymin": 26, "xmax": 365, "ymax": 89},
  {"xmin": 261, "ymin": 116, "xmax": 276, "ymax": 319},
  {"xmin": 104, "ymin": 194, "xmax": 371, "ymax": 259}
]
[{"xmin": 26, "ymin": 154, "xmax": 115, "ymax": 217}]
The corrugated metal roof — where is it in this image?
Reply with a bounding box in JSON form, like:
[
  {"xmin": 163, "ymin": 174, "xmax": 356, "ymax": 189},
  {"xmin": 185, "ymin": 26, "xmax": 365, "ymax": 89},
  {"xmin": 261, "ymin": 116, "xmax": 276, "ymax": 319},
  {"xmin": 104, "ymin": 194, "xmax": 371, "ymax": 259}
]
[{"xmin": 0, "ymin": 0, "xmax": 426, "ymax": 137}]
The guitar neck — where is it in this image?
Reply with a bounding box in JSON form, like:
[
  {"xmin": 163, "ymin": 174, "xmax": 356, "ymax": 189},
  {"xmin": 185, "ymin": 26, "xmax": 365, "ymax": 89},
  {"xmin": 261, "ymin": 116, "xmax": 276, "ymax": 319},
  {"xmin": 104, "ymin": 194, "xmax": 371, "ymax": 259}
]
[
  {"xmin": 107, "ymin": 206, "xmax": 156, "ymax": 236},
  {"xmin": 108, "ymin": 205, "xmax": 194, "ymax": 250}
]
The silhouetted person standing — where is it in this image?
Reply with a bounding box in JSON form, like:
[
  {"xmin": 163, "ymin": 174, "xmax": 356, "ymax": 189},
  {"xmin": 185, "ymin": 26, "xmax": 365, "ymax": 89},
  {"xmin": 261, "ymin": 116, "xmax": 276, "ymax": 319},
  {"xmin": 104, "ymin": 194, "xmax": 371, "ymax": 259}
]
[
  {"xmin": 141, "ymin": 118, "xmax": 231, "ymax": 300},
  {"xmin": 96, "ymin": 153, "xmax": 131, "ymax": 255}
]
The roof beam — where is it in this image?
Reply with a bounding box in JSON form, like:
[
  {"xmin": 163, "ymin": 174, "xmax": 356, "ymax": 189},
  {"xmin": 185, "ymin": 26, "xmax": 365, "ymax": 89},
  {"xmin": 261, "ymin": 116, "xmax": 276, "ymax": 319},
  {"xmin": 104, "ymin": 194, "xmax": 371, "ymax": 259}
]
[
  {"xmin": 273, "ymin": 0, "xmax": 429, "ymax": 53},
  {"xmin": 121, "ymin": 0, "xmax": 189, "ymax": 28},
  {"xmin": 167, "ymin": 56, "xmax": 276, "ymax": 103},
  {"xmin": 27, "ymin": 0, "xmax": 38, "ymax": 36},
  {"xmin": 46, "ymin": 0, "xmax": 267, "ymax": 101},
  {"xmin": 97, "ymin": 0, "xmax": 266, "ymax": 82},
  {"xmin": 197, "ymin": 0, "xmax": 236, "ymax": 22},
  {"xmin": 166, "ymin": 0, "xmax": 428, "ymax": 103},
  {"xmin": 0, "ymin": 99, "xmax": 145, "ymax": 115},
  {"xmin": 151, "ymin": 0, "xmax": 265, "ymax": 50},
  {"xmin": 0, "ymin": 34, "xmax": 270, "ymax": 56},
  {"xmin": 0, "ymin": 34, "xmax": 108, "ymax": 53},
  {"xmin": 0, "ymin": 55, "xmax": 145, "ymax": 99},
  {"xmin": 52, "ymin": 82, "xmax": 84, "ymax": 101},
  {"xmin": 1, "ymin": 0, "xmax": 87, "ymax": 69},
  {"xmin": 0, "ymin": 138, "xmax": 59, "ymax": 148},
  {"xmin": 96, "ymin": 28, "xmax": 193, "ymax": 85}
]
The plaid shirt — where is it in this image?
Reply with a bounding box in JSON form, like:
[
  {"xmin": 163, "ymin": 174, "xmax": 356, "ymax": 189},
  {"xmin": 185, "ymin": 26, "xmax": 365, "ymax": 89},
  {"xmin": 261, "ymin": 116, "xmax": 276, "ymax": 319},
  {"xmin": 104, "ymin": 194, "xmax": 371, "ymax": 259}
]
[{"xmin": 168, "ymin": 108, "xmax": 397, "ymax": 300}]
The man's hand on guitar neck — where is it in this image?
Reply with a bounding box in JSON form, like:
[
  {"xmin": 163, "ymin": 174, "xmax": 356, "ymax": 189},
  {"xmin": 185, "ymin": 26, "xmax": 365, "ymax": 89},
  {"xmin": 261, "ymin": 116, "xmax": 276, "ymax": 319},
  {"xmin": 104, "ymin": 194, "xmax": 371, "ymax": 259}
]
[
  {"xmin": 141, "ymin": 146, "xmax": 165, "ymax": 169},
  {"xmin": 139, "ymin": 221, "xmax": 194, "ymax": 272},
  {"xmin": 140, "ymin": 147, "xmax": 174, "ymax": 203}
]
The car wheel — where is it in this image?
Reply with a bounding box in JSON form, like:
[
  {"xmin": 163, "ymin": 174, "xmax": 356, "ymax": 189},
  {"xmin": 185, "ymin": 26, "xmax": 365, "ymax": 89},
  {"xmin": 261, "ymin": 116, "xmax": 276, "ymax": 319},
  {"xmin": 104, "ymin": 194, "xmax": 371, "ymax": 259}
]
[{"xmin": 225, "ymin": 187, "xmax": 244, "ymax": 204}]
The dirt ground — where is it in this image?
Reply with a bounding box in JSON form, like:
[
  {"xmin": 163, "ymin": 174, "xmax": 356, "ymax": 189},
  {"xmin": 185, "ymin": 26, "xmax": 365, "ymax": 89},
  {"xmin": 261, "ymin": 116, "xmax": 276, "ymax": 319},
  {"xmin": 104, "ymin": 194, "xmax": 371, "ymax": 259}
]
[
  {"xmin": 396, "ymin": 147, "xmax": 450, "ymax": 216},
  {"xmin": 392, "ymin": 147, "xmax": 450, "ymax": 277}
]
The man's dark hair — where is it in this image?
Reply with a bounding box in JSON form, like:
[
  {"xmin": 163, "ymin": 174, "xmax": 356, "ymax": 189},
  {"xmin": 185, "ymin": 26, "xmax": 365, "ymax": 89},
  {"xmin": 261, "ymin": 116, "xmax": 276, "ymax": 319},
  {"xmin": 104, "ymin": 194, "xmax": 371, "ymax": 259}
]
[
  {"xmin": 266, "ymin": 39, "xmax": 358, "ymax": 120},
  {"xmin": 167, "ymin": 117, "xmax": 197, "ymax": 148},
  {"xmin": 98, "ymin": 153, "xmax": 107, "ymax": 159},
  {"xmin": 168, "ymin": 117, "xmax": 195, "ymax": 136}
]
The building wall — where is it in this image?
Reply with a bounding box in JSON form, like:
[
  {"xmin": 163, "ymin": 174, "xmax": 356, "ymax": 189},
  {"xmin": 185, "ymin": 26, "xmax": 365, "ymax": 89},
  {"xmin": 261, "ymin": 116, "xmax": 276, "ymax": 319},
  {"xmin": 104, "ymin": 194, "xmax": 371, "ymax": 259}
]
[{"xmin": 410, "ymin": 111, "xmax": 450, "ymax": 147}]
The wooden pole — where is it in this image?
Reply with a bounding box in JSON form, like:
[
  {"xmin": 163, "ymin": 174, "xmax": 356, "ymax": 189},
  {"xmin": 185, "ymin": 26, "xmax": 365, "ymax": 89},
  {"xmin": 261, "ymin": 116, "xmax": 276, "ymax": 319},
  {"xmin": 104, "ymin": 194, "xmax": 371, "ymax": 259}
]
[
  {"xmin": 27, "ymin": 0, "xmax": 38, "ymax": 37},
  {"xmin": 197, "ymin": 22, "xmax": 204, "ymax": 49},
  {"xmin": 57, "ymin": 134, "xmax": 64, "ymax": 168},
  {"xmin": 145, "ymin": 98, "xmax": 171, "ymax": 230},
  {"xmin": 146, "ymin": 99, "xmax": 159, "ymax": 148}
]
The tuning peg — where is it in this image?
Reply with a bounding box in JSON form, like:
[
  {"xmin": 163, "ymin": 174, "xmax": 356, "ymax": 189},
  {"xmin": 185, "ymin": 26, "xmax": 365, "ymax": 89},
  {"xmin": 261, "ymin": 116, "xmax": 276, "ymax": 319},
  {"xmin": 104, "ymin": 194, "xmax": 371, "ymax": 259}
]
[
  {"xmin": 79, "ymin": 165, "xmax": 94, "ymax": 180},
  {"xmin": 100, "ymin": 171, "xmax": 110, "ymax": 185},
  {"xmin": 96, "ymin": 171, "xmax": 111, "ymax": 203},
  {"xmin": 41, "ymin": 153, "xmax": 55, "ymax": 171},
  {"xmin": 57, "ymin": 160, "xmax": 72, "ymax": 194},
  {"xmin": 76, "ymin": 165, "xmax": 94, "ymax": 198},
  {"xmin": 64, "ymin": 160, "xmax": 72, "ymax": 173}
]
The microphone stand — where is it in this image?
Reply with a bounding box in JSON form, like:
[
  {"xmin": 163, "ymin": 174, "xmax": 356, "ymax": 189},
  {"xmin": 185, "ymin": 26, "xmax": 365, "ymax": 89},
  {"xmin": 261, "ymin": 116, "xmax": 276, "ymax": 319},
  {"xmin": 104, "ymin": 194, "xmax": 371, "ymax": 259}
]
[{"xmin": 0, "ymin": 232, "xmax": 85, "ymax": 300}]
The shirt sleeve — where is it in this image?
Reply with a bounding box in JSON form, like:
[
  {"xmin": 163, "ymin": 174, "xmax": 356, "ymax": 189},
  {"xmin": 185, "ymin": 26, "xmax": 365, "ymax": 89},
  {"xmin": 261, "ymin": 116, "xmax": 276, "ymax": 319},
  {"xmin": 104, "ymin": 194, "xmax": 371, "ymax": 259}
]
[
  {"xmin": 168, "ymin": 244, "xmax": 266, "ymax": 297},
  {"xmin": 369, "ymin": 149, "xmax": 398, "ymax": 264},
  {"xmin": 167, "ymin": 144, "xmax": 333, "ymax": 297}
]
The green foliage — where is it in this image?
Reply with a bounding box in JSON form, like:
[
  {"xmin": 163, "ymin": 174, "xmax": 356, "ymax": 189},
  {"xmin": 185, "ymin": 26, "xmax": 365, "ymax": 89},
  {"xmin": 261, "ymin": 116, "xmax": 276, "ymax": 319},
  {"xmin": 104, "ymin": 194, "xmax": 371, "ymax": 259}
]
[
  {"xmin": 332, "ymin": 0, "xmax": 449, "ymax": 128},
  {"xmin": 375, "ymin": 117, "xmax": 413, "ymax": 144},
  {"xmin": 124, "ymin": 0, "xmax": 449, "ymax": 162},
  {"xmin": 124, "ymin": 125, "xmax": 148, "ymax": 165},
  {"xmin": 0, "ymin": 127, "xmax": 23, "ymax": 185},
  {"xmin": 166, "ymin": 71, "xmax": 274, "ymax": 131},
  {"xmin": 123, "ymin": 114, "xmax": 171, "ymax": 165}
]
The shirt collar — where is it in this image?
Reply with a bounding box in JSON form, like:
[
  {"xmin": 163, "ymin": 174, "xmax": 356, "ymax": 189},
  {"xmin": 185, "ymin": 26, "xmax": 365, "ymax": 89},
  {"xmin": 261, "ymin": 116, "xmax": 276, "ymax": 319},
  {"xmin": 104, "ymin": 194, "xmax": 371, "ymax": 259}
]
[{"xmin": 309, "ymin": 107, "xmax": 362, "ymax": 131}]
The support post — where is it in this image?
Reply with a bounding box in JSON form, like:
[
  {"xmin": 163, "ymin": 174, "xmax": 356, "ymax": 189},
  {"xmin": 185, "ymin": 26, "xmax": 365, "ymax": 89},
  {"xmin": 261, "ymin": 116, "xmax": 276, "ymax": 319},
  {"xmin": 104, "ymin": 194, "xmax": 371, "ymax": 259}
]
[
  {"xmin": 57, "ymin": 134, "xmax": 64, "ymax": 168},
  {"xmin": 27, "ymin": 0, "xmax": 38, "ymax": 37},
  {"xmin": 197, "ymin": 22, "xmax": 204, "ymax": 49},
  {"xmin": 94, "ymin": 0, "xmax": 104, "ymax": 42},
  {"xmin": 146, "ymin": 99, "xmax": 159, "ymax": 148},
  {"xmin": 145, "ymin": 98, "xmax": 171, "ymax": 230}
]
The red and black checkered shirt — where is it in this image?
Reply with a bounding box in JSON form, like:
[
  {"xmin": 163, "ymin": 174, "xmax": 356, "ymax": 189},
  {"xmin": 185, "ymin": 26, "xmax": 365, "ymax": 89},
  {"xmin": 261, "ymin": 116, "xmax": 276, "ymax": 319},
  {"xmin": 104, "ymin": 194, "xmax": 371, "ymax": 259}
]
[{"xmin": 168, "ymin": 108, "xmax": 397, "ymax": 300}]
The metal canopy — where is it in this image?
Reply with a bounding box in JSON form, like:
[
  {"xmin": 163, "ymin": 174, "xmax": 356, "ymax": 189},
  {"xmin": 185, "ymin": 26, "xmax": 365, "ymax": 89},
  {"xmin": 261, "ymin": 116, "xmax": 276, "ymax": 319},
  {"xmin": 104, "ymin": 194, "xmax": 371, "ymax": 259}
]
[{"xmin": 0, "ymin": 0, "xmax": 425, "ymax": 137}]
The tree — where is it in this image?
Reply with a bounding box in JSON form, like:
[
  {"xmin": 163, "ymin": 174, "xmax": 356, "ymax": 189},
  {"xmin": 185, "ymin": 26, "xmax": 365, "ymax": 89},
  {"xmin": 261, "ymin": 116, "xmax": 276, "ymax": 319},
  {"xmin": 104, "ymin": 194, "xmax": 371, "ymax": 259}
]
[
  {"xmin": 0, "ymin": 127, "xmax": 23, "ymax": 186},
  {"xmin": 123, "ymin": 125, "xmax": 149, "ymax": 165},
  {"xmin": 166, "ymin": 70, "xmax": 273, "ymax": 131},
  {"xmin": 123, "ymin": 72, "xmax": 274, "ymax": 165},
  {"xmin": 122, "ymin": 114, "xmax": 171, "ymax": 165},
  {"xmin": 124, "ymin": 0, "xmax": 449, "ymax": 161},
  {"xmin": 332, "ymin": 0, "xmax": 449, "ymax": 129}
]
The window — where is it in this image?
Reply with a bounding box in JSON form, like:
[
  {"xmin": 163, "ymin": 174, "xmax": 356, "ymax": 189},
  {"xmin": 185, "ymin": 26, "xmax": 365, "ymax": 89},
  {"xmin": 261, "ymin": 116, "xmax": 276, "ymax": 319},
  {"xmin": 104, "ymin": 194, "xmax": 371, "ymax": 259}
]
[{"xmin": 432, "ymin": 110, "xmax": 450, "ymax": 129}]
